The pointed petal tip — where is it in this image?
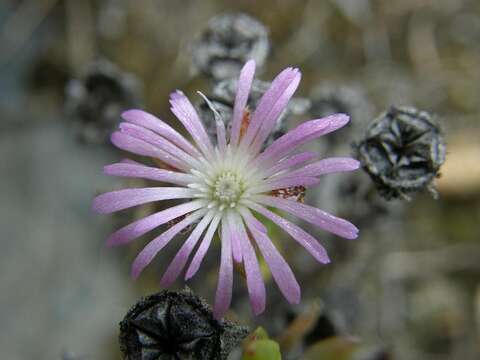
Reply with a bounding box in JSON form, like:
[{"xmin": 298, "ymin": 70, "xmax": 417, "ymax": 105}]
[
  {"xmin": 244, "ymin": 59, "xmax": 256, "ymax": 68},
  {"xmin": 331, "ymin": 113, "xmax": 350, "ymax": 127}
]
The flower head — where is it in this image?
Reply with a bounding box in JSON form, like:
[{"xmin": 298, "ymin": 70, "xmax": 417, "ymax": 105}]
[{"xmin": 93, "ymin": 60, "xmax": 359, "ymax": 318}]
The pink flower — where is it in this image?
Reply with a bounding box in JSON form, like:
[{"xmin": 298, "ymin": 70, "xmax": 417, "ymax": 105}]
[{"xmin": 93, "ymin": 60, "xmax": 359, "ymax": 318}]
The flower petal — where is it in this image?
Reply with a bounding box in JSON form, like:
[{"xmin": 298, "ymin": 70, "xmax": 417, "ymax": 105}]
[
  {"xmin": 250, "ymin": 176, "xmax": 319, "ymax": 194},
  {"xmin": 227, "ymin": 211, "xmax": 243, "ymax": 263},
  {"xmin": 169, "ymin": 91, "xmax": 214, "ymax": 157},
  {"xmin": 230, "ymin": 60, "xmax": 256, "ymax": 146},
  {"xmin": 263, "ymin": 151, "xmax": 317, "ymax": 177},
  {"xmin": 214, "ymin": 218, "xmax": 233, "ymax": 319},
  {"xmin": 255, "ymin": 114, "xmax": 350, "ymax": 167},
  {"xmin": 245, "ymin": 201, "xmax": 330, "ymax": 263},
  {"xmin": 243, "ymin": 217, "xmax": 301, "ymax": 305},
  {"xmin": 216, "ymin": 118, "xmax": 227, "ymax": 152},
  {"xmin": 241, "ymin": 67, "xmax": 299, "ymax": 148},
  {"xmin": 106, "ymin": 200, "xmax": 206, "ymax": 247},
  {"xmin": 121, "ymin": 109, "xmax": 201, "ymax": 157},
  {"xmin": 119, "ymin": 122, "xmax": 201, "ymax": 169},
  {"xmin": 92, "ymin": 187, "xmax": 195, "ymax": 214},
  {"xmin": 160, "ymin": 210, "xmax": 215, "ymax": 287},
  {"xmin": 110, "ymin": 131, "xmax": 188, "ymax": 171},
  {"xmin": 103, "ymin": 163, "xmax": 196, "ymax": 185},
  {"xmin": 253, "ymin": 195, "xmax": 359, "ymax": 239},
  {"xmin": 234, "ymin": 212, "xmax": 266, "ymax": 315},
  {"xmin": 282, "ymin": 157, "xmax": 360, "ymax": 178},
  {"xmin": 185, "ymin": 213, "xmax": 222, "ymax": 280},
  {"xmin": 250, "ymin": 71, "xmax": 302, "ymax": 154},
  {"xmin": 131, "ymin": 209, "xmax": 207, "ymax": 279},
  {"xmin": 238, "ymin": 207, "xmax": 267, "ymax": 233}
]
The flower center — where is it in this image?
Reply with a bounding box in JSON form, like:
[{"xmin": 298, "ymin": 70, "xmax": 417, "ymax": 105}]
[{"xmin": 212, "ymin": 171, "xmax": 244, "ymax": 207}]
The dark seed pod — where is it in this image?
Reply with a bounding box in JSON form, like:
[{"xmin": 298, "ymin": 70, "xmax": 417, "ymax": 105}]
[
  {"xmin": 119, "ymin": 288, "xmax": 249, "ymax": 360},
  {"xmin": 355, "ymin": 106, "xmax": 446, "ymax": 200},
  {"xmin": 65, "ymin": 59, "xmax": 142, "ymax": 144},
  {"xmin": 191, "ymin": 13, "xmax": 270, "ymax": 80},
  {"xmin": 197, "ymin": 78, "xmax": 310, "ymax": 148}
]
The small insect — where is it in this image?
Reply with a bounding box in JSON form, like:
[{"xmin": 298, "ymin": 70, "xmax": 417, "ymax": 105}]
[{"xmin": 271, "ymin": 185, "xmax": 306, "ymax": 203}]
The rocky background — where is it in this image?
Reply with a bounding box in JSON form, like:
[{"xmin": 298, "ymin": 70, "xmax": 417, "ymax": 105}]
[{"xmin": 1, "ymin": 0, "xmax": 479, "ymax": 359}]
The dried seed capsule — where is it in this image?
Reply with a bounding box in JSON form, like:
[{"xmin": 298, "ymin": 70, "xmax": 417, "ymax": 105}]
[
  {"xmin": 65, "ymin": 59, "xmax": 142, "ymax": 144},
  {"xmin": 355, "ymin": 106, "xmax": 446, "ymax": 200},
  {"xmin": 191, "ymin": 13, "xmax": 270, "ymax": 80},
  {"xmin": 197, "ymin": 78, "xmax": 310, "ymax": 148},
  {"xmin": 119, "ymin": 288, "xmax": 248, "ymax": 360}
]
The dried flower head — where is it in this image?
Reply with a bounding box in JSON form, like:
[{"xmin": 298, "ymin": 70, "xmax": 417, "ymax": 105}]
[
  {"xmin": 119, "ymin": 288, "xmax": 248, "ymax": 360},
  {"xmin": 191, "ymin": 13, "xmax": 269, "ymax": 80},
  {"xmin": 93, "ymin": 60, "xmax": 359, "ymax": 318},
  {"xmin": 356, "ymin": 106, "xmax": 446, "ymax": 200},
  {"xmin": 65, "ymin": 59, "xmax": 142, "ymax": 144}
]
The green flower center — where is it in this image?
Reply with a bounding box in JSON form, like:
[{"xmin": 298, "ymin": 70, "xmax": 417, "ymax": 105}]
[{"xmin": 213, "ymin": 171, "xmax": 244, "ymax": 206}]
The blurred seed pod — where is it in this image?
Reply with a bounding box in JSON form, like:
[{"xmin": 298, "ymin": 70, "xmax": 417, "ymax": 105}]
[
  {"xmin": 119, "ymin": 288, "xmax": 249, "ymax": 360},
  {"xmin": 197, "ymin": 78, "xmax": 310, "ymax": 148},
  {"xmin": 309, "ymin": 82, "xmax": 374, "ymax": 151},
  {"xmin": 355, "ymin": 106, "xmax": 446, "ymax": 200},
  {"xmin": 191, "ymin": 13, "xmax": 270, "ymax": 80},
  {"xmin": 65, "ymin": 59, "xmax": 142, "ymax": 144}
]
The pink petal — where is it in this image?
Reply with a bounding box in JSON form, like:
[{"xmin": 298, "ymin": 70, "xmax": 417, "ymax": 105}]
[
  {"xmin": 120, "ymin": 158, "xmax": 143, "ymax": 165},
  {"xmin": 251, "ymin": 176, "xmax": 319, "ymax": 194},
  {"xmin": 234, "ymin": 213, "xmax": 266, "ymax": 315},
  {"xmin": 254, "ymin": 195, "xmax": 359, "ymax": 239},
  {"xmin": 214, "ymin": 218, "xmax": 233, "ymax": 319},
  {"xmin": 250, "ymin": 72, "xmax": 302, "ymax": 154},
  {"xmin": 241, "ymin": 67, "xmax": 299, "ymax": 148},
  {"xmin": 255, "ymin": 114, "xmax": 350, "ymax": 167},
  {"xmin": 238, "ymin": 207, "xmax": 267, "ymax": 233},
  {"xmin": 285, "ymin": 157, "xmax": 360, "ymax": 178},
  {"xmin": 243, "ymin": 217, "xmax": 301, "ymax": 305},
  {"xmin": 106, "ymin": 200, "xmax": 206, "ymax": 247},
  {"xmin": 92, "ymin": 187, "xmax": 194, "ymax": 214},
  {"xmin": 131, "ymin": 210, "xmax": 206, "ymax": 279},
  {"xmin": 119, "ymin": 122, "xmax": 200, "ymax": 169},
  {"xmin": 230, "ymin": 60, "xmax": 256, "ymax": 146},
  {"xmin": 185, "ymin": 213, "xmax": 222, "ymax": 280},
  {"xmin": 263, "ymin": 151, "xmax": 317, "ymax": 177},
  {"xmin": 160, "ymin": 211, "xmax": 215, "ymax": 287},
  {"xmin": 216, "ymin": 118, "xmax": 227, "ymax": 152},
  {"xmin": 121, "ymin": 109, "xmax": 201, "ymax": 157},
  {"xmin": 227, "ymin": 211, "xmax": 242, "ymax": 263},
  {"xmin": 169, "ymin": 91, "xmax": 214, "ymax": 157},
  {"xmin": 110, "ymin": 132, "xmax": 188, "ymax": 171},
  {"xmin": 246, "ymin": 201, "xmax": 330, "ymax": 263},
  {"xmin": 103, "ymin": 163, "xmax": 195, "ymax": 186}
]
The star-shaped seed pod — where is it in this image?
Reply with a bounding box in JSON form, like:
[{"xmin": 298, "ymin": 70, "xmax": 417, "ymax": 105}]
[
  {"xmin": 356, "ymin": 106, "xmax": 446, "ymax": 200},
  {"xmin": 65, "ymin": 59, "xmax": 142, "ymax": 144},
  {"xmin": 191, "ymin": 13, "xmax": 270, "ymax": 80},
  {"xmin": 119, "ymin": 289, "xmax": 249, "ymax": 360}
]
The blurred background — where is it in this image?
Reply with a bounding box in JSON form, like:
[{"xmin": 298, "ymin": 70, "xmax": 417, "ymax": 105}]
[{"xmin": 1, "ymin": 0, "xmax": 479, "ymax": 359}]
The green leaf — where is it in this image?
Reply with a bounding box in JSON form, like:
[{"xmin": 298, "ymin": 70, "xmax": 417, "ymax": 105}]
[{"xmin": 242, "ymin": 327, "xmax": 282, "ymax": 360}]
